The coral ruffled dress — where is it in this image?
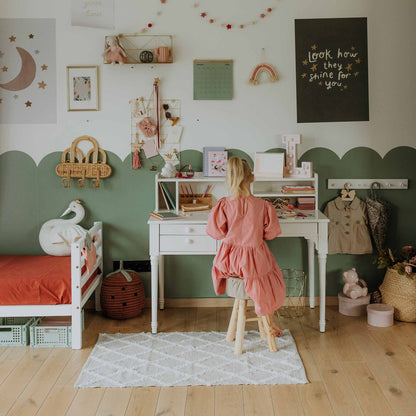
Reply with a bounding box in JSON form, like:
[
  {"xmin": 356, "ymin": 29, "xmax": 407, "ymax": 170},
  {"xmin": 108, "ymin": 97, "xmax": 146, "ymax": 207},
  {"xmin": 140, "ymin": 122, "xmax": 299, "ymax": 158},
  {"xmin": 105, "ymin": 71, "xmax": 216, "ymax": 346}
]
[{"xmin": 206, "ymin": 196, "xmax": 286, "ymax": 316}]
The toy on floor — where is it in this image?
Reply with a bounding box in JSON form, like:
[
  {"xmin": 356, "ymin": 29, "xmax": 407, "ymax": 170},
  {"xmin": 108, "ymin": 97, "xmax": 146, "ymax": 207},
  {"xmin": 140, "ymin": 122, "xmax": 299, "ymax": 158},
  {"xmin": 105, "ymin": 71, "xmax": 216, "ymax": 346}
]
[
  {"xmin": 342, "ymin": 268, "xmax": 368, "ymax": 299},
  {"xmin": 39, "ymin": 200, "xmax": 87, "ymax": 256}
]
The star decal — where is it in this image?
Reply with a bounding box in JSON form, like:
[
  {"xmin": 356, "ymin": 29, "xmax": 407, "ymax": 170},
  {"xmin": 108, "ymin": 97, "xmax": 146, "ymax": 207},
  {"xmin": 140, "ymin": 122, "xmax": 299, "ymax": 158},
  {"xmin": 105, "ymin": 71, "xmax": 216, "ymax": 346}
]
[
  {"xmin": 38, "ymin": 81, "xmax": 47, "ymax": 89},
  {"xmin": 200, "ymin": 12, "xmax": 207, "ymax": 18},
  {"xmin": 226, "ymin": 24, "xmax": 232, "ymax": 30},
  {"xmin": 25, "ymin": 100, "xmax": 32, "ymax": 107},
  {"xmin": 0, "ymin": 51, "xmax": 4, "ymax": 58},
  {"xmin": 346, "ymin": 63, "xmax": 352, "ymax": 71},
  {"xmin": 13, "ymin": 94, "xmax": 18, "ymax": 99},
  {"xmin": 311, "ymin": 44, "xmax": 317, "ymax": 50},
  {"xmin": 9, "ymin": 35, "xmax": 16, "ymax": 42},
  {"xmin": 302, "ymin": 59, "xmax": 308, "ymax": 65},
  {"xmin": 29, "ymin": 34, "xmax": 34, "ymax": 39},
  {"xmin": 311, "ymin": 64, "xmax": 317, "ymax": 71},
  {"xmin": 354, "ymin": 71, "xmax": 359, "ymax": 77},
  {"xmin": 41, "ymin": 64, "xmax": 48, "ymax": 71},
  {"xmin": 344, "ymin": 85, "xmax": 348, "ymax": 89},
  {"xmin": 301, "ymin": 73, "xmax": 307, "ymax": 78},
  {"xmin": 318, "ymin": 81, "xmax": 323, "ymax": 86},
  {"xmin": 351, "ymin": 46, "xmax": 355, "ymax": 50},
  {"xmin": 34, "ymin": 50, "xmax": 40, "ymax": 54},
  {"xmin": 2, "ymin": 66, "xmax": 8, "ymax": 72},
  {"xmin": 355, "ymin": 58, "xmax": 360, "ymax": 64}
]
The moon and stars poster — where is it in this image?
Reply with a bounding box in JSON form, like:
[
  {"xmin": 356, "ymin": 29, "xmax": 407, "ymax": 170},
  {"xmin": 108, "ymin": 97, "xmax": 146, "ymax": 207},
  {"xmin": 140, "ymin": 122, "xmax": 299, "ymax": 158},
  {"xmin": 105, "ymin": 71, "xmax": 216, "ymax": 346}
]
[
  {"xmin": 295, "ymin": 18, "xmax": 369, "ymax": 123},
  {"xmin": 0, "ymin": 19, "xmax": 56, "ymax": 124}
]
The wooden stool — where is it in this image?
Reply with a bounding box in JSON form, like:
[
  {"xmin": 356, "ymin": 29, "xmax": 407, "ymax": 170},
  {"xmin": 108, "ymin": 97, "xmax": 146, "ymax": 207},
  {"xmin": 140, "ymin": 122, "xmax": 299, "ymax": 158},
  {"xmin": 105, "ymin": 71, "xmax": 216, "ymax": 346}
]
[{"xmin": 225, "ymin": 277, "xmax": 278, "ymax": 355}]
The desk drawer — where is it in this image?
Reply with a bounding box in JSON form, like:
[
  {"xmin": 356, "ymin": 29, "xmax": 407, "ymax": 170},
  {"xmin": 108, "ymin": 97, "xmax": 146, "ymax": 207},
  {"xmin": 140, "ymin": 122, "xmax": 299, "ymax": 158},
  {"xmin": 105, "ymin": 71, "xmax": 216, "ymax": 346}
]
[
  {"xmin": 280, "ymin": 222, "xmax": 317, "ymax": 236},
  {"xmin": 159, "ymin": 224, "xmax": 207, "ymax": 235},
  {"xmin": 160, "ymin": 235, "xmax": 217, "ymax": 252}
]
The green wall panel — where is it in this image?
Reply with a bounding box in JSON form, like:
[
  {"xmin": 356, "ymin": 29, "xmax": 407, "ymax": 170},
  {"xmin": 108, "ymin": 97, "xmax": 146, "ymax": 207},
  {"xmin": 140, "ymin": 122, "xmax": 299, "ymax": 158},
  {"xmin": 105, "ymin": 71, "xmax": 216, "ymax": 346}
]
[{"xmin": 0, "ymin": 146, "xmax": 415, "ymax": 299}]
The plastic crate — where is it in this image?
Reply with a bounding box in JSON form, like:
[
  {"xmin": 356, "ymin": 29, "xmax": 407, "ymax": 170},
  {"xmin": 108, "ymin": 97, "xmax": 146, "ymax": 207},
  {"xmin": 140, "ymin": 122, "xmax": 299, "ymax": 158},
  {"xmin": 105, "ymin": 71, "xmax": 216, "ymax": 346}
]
[
  {"xmin": 30, "ymin": 313, "xmax": 84, "ymax": 348},
  {"xmin": 0, "ymin": 317, "xmax": 37, "ymax": 346}
]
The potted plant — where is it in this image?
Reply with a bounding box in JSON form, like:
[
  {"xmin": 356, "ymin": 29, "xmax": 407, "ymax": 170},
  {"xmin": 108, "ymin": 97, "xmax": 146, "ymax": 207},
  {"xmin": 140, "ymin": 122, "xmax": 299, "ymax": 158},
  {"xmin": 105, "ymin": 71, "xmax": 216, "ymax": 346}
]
[{"xmin": 377, "ymin": 246, "xmax": 416, "ymax": 322}]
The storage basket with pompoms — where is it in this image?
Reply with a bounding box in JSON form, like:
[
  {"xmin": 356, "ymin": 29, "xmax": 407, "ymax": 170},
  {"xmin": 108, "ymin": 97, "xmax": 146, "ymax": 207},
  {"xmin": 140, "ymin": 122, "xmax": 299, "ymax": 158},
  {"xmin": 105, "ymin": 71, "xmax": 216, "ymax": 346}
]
[{"xmin": 101, "ymin": 262, "xmax": 145, "ymax": 319}]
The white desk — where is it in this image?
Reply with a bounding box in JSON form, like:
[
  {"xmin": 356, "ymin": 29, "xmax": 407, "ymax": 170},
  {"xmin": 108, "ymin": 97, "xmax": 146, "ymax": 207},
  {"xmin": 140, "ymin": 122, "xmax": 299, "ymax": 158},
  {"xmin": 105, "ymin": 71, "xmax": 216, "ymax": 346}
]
[{"xmin": 148, "ymin": 210, "xmax": 329, "ymax": 333}]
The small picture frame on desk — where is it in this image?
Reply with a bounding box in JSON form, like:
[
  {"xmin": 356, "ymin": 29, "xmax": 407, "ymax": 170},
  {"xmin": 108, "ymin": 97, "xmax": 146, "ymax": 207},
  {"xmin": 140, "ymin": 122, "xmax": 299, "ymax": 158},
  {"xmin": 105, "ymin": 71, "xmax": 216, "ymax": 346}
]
[
  {"xmin": 254, "ymin": 152, "xmax": 284, "ymax": 178},
  {"xmin": 66, "ymin": 66, "xmax": 99, "ymax": 111}
]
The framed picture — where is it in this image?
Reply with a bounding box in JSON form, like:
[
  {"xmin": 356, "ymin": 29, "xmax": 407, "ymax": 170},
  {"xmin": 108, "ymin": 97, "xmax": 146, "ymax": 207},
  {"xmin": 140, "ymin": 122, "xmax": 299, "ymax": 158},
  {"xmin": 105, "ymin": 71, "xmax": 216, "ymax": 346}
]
[
  {"xmin": 254, "ymin": 153, "xmax": 284, "ymax": 178},
  {"xmin": 66, "ymin": 66, "xmax": 99, "ymax": 111},
  {"xmin": 207, "ymin": 150, "xmax": 227, "ymax": 177}
]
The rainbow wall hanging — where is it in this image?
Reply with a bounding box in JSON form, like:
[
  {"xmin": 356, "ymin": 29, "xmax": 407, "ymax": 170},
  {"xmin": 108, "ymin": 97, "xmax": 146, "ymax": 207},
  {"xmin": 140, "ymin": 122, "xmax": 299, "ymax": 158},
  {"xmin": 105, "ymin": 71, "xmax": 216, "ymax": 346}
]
[{"xmin": 249, "ymin": 63, "xmax": 279, "ymax": 85}]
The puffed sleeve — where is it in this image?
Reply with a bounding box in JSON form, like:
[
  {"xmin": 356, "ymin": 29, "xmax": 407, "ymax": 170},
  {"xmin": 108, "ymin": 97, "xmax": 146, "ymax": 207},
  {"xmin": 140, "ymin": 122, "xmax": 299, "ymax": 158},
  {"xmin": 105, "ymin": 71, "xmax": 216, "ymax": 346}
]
[
  {"xmin": 263, "ymin": 201, "xmax": 281, "ymax": 240},
  {"xmin": 206, "ymin": 198, "xmax": 228, "ymax": 240}
]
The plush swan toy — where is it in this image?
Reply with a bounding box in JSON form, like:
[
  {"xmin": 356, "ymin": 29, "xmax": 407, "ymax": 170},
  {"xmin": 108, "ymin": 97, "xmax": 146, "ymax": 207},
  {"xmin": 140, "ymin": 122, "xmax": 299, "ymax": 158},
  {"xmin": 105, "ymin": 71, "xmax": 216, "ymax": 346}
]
[{"xmin": 39, "ymin": 200, "xmax": 87, "ymax": 256}]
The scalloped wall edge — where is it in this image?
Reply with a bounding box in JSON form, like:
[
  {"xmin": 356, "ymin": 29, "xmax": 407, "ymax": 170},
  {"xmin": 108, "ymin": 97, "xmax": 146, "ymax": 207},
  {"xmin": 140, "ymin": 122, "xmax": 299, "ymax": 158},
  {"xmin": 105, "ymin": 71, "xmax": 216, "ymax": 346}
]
[{"xmin": 1, "ymin": 146, "xmax": 416, "ymax": 167}]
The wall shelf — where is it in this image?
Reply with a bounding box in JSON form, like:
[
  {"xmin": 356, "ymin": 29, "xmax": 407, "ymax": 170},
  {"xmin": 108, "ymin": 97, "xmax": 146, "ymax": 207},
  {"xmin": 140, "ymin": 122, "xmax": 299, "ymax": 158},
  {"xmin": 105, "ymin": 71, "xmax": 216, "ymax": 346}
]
[{"xmin": 104, "ymin": 35, "xmax": 173, "ymax": 65}]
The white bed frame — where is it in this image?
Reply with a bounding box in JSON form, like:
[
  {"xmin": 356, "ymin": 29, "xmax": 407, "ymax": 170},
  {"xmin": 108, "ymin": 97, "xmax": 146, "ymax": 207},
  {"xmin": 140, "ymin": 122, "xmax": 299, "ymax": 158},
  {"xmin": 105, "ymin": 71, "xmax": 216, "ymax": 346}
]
[{"xmin": 0, "ymin": 221, "xmax": 103, "ymax": 349}]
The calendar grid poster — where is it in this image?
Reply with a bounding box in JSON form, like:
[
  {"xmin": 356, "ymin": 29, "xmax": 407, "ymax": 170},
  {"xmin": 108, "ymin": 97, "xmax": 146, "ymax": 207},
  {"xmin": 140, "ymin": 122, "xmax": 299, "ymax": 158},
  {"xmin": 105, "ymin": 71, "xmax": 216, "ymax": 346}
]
[{"xmin": 193, "ymin": 60, "xmax": 233, "ymax": 100}]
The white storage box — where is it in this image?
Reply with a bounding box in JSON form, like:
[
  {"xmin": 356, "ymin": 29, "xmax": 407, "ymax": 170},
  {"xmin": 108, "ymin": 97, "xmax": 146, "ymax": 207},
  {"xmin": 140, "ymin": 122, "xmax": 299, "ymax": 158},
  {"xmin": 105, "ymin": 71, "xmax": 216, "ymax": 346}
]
[
  {"xmin": 367, "ymin": 304, "xmax": 394, "ymax": 327},
  {"xmin": 338, "ymin": 292, "xmax": 370, "ymax": 316}
]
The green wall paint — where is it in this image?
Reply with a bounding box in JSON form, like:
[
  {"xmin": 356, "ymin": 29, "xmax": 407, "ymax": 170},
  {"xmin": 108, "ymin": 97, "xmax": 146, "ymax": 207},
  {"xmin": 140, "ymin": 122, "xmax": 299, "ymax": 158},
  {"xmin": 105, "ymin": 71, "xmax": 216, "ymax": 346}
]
[{"xmin": 1, "ymin": 147, "xmax": 415, "ymax": 299}]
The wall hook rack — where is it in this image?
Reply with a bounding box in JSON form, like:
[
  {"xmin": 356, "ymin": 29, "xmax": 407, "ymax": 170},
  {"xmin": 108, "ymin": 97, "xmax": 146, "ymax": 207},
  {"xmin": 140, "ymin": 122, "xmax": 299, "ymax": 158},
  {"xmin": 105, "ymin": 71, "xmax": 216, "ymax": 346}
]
[{"xmin": 328, "ymin": 179, "xmax": 408, "ymax": 190}]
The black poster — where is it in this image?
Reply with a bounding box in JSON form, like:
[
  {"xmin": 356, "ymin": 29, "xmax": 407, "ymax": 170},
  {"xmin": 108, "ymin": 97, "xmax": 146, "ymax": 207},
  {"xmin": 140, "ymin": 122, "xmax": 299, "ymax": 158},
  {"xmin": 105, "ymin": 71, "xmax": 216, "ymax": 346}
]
[{"xmin": 295, "ymin": 18, "xmax": 369, "ymax": 123}]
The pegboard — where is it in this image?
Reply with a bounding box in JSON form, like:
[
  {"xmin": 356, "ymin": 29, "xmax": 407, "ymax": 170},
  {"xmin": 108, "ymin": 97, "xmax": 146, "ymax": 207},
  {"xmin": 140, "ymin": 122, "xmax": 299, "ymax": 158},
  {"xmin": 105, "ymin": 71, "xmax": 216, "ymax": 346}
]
[{"xmin": 130, "ymin": 98, "xmax": 181, "ymax": 167}]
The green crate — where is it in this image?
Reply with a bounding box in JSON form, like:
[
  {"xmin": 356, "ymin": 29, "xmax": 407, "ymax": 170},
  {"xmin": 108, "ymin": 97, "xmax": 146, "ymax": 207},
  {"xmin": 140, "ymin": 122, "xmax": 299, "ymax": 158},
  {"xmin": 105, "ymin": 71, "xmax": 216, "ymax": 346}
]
[
  {"xmin": 0, "ymin": 317, "xmax": 37, "ymax": 346},
  {"xmin": 30, "ymin": 312, "xmax": 84, "ymax": 348}
]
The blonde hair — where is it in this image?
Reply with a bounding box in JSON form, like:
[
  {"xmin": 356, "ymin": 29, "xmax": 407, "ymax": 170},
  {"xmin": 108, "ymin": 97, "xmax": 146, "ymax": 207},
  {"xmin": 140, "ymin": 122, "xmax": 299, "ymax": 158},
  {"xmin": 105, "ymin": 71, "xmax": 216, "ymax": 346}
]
[{"xmin": 226, "ymin": 157, "xmax": 253, "ymax": 199}]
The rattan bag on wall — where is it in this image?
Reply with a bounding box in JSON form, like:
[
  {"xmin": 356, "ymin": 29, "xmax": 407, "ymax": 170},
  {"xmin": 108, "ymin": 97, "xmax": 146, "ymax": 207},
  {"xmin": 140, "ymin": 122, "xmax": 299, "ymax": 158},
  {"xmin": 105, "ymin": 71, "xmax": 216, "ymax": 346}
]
[{"xmin": 56, "ymin": 135, "xmax": 112, "ymax": 188}]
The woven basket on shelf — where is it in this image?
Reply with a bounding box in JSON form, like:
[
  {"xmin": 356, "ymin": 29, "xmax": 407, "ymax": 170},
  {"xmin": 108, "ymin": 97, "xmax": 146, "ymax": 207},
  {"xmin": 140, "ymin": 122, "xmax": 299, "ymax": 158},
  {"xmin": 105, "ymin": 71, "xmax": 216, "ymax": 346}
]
[
  {"xmin": 379, "ymin": 268, "xmax": 416, "ymax": 322},
  {"xmin": 101, "ymin": 267, "xmax": 145, "ymax": 320}
]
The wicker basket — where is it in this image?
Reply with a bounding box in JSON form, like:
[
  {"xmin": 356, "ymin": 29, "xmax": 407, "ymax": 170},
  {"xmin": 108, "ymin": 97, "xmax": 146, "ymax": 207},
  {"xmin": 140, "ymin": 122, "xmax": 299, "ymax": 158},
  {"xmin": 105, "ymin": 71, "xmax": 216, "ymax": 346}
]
[
  {"xmin": 379, "ymin": 268, "xmax": 416, "ymax": 322},
  {"xmin": 101, "ymin": 269, "xmax": 145, "ymax": 319}
]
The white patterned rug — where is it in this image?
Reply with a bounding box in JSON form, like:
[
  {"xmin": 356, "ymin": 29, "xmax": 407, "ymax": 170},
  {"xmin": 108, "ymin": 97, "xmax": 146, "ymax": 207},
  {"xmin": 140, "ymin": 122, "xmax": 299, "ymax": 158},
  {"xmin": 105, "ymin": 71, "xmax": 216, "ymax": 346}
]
[{"xmin": 75, "ymin": 330, "xmax": 308, "ymax": 387}]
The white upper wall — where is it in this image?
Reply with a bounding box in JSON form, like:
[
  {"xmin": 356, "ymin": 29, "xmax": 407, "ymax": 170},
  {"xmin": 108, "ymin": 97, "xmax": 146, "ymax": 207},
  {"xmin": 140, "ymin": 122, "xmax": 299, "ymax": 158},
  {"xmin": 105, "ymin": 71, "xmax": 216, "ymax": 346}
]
[{"xmin": 0, "ymin": 0, "xmax": 415, "ymax": 164}]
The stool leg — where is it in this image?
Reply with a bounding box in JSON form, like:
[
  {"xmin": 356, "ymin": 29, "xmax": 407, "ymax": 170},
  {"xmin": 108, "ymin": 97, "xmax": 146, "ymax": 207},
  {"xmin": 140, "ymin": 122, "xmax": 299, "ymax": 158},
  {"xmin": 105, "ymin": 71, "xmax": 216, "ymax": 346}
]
[
  {"xmin": 226, "ymin": 299, "xmax": 239, "ymax": 342},
  {"xmin": 262, "ymin": 315, "xmax": 278, "ymax": 353},
  {"xmin": 234, "ymin": 299, "xmax": 247, "ymax": 355},
  {"xmin": 257, "ymin": 316, "xmax": 266, "ymax": 339}
]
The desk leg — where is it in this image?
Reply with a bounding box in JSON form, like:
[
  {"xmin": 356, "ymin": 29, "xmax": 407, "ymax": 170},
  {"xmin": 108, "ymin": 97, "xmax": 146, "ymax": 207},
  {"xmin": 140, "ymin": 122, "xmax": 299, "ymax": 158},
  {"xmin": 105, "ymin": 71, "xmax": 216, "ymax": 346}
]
[
  {"xmin": 307, "ymin": 239, "xmax": 315, "ymax": 309},
  {"xmin": 159, "ymin": 255, "xmax": 165, "ymax": 310},
  {"xmin": 150, "ymin": 255, "xmax": 159, "ymax": 334},
  {"xmin": 318, "ymin": 253, "xmax": 327, "ymax": 332}
]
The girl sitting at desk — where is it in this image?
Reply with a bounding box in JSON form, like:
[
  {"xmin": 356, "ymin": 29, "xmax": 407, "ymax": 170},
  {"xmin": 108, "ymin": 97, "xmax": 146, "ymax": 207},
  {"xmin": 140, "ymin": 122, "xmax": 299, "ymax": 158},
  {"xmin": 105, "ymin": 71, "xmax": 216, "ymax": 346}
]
[{"xmin": 206, "ymin": 157, "xmax": 286, "ymax": 337}]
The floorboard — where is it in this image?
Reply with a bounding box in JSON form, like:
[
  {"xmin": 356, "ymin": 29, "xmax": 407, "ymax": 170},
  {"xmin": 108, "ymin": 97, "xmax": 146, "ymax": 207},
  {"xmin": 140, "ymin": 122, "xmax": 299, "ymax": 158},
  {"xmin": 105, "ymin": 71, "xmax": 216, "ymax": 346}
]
[{"xmin": 0, "ymin": 306, "xmax": 414, "ymax": 416}]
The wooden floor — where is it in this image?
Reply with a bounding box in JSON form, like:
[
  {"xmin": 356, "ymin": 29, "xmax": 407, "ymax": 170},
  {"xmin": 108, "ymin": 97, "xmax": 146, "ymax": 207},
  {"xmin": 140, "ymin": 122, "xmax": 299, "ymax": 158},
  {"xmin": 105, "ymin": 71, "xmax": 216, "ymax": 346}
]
[{"xmin": 0, "ymin": 306, "xmax": 415, "ymax": 416}]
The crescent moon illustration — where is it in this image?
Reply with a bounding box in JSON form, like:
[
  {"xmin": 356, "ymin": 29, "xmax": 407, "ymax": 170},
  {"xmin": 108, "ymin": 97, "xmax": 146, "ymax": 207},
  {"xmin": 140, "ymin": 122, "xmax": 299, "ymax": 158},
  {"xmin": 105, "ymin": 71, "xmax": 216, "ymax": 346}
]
[{"xmin": 0, "ymin": 47, "xmax": 36, "ymax": 91}]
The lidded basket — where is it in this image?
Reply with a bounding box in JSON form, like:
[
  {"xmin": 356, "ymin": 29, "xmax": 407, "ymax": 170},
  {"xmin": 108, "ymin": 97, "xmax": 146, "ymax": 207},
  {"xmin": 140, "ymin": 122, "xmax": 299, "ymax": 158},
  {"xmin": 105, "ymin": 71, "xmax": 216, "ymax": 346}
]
[{"xmin": 101, "ymin": 263, "xmax": 145, "ymax": 319}]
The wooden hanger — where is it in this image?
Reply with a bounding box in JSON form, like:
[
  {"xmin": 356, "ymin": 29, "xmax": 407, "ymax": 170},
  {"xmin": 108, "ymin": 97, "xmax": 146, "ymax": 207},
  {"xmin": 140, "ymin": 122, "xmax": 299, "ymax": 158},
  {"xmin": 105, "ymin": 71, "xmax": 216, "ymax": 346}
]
[{"xmin": 341, "ymin": 183, "xmax": 356, "ymax": 201}]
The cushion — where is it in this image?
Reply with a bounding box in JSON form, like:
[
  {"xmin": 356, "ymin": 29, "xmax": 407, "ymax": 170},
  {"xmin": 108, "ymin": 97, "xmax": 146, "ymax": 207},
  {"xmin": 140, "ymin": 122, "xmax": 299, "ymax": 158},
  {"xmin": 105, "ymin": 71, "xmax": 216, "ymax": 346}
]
[{"xmin": 226, "ymin": 277, "xmax": 250, "ymax": 300}]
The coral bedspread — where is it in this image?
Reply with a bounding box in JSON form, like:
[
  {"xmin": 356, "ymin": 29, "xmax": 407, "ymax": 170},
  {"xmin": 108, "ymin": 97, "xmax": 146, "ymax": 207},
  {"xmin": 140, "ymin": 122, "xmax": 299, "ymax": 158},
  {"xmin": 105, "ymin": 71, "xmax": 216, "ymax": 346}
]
[{"xmin": 0, "ymin": 255, "xmax": 71, "ymax": 305}]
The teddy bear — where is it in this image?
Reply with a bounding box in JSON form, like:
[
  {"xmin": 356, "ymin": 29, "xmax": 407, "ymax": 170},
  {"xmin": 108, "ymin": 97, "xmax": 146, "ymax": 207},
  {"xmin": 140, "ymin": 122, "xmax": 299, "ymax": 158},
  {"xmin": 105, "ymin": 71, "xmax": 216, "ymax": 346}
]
[
  {"xmin": 342, "ymin": 268, "xmax": 368, "ymax": 299},
  {"xmin": 103, "ymin": 35, "xmax": 128, "ymax": 64}
]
